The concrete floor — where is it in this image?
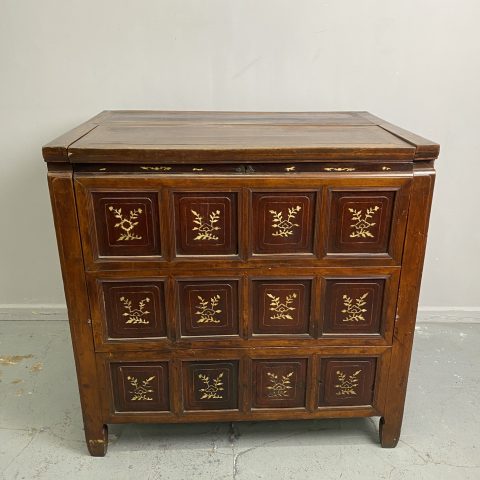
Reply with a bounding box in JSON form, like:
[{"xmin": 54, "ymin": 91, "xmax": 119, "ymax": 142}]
[{"xmin": 0, "ymin": 320, "xmax": 479, "ymax": 480}]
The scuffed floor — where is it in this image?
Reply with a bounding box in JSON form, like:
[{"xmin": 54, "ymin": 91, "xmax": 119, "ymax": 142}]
[{"xmin": 0, "ymin": 320, "xmax": 479, "ymax": 479}]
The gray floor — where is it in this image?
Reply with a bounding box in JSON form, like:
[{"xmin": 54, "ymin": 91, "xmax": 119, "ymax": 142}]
[{"xmin": 0, "ymin": 320, "xmax": 479, "ymax": 480}]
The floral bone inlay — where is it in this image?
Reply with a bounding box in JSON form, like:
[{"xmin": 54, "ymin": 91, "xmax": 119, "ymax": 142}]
[
  {"xmin": 335, "ymin": 370, "xmax": 361, "ymax": 396},
  {"xmin": 108, "ymin": 206, "xmax": 143, "ymax": 241},
  {"xmin": 268, "ymin": 292, "xmax": 297, "ymax": 320},
  {"xmin": 195, "ymin": 294, "xmax": 222, "ymax": 324},
  {"xmin": 140, "ymin": 166, "xmax": 172, "ymax": 171},
  {"xmin": 198, "ymin": 372, "xmax": 224, "ymax": 399},
  {"xmin": 266, "ymin": 371, "xmax": 293, "ymax": 398},
  {"xmin": 120, "ymin": 296, "xmax": 151, "ymax": 324},
  {"xmin": 348, "ymin": 206, "xmax": 380, "ymax": 238},
  {"xmin": 191, "ymin": 209, "xmax": 221, "ymax": 241},
  {"xmin": 270, "ymin": 205, "xmax": 302, "ymax": 237},
  {"xmin": 324, "ymin": 167, "xmax": 356, "ymax": 172},
  {"xmin": 341, "ymin": 293, "xmax": 369, "ymax": 322},
  {"xmin": 127, "ymin": 375, "xmax": 155, "ymax": 401}
]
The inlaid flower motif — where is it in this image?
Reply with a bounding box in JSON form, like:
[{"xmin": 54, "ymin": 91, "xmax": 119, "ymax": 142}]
[
  {"xmin": 198, "ymin": 373, "xmax": 224, "ymax": 399},
  {"xmin": 335, "ymin": 370, "xmax": 361, "ymax": 396},
  {"xmin": 348, "ymin": 206, "xmax": 380, "ymax": 238},
  {"xmin": 268, "ymin": 292, "xmax": 297, "ymax": 320},
  {"xmin": 270, "ymin": 205, "xmax": 302, "ymax": 237},
  {"xmin": 191, "ymin": 209, "xmax": 221, "ymax": 241},
  {"xmin": 195, "ymin": 294, "xmax": 222, "ymax": 324},
  {"xmin": 266, "ymin": 371, "xmax": 293, "ymax": 398},
  {"xmin": 127, "ymin": 375, "xmax": 155, "ymax": 401},
  {"xmin": 108, "ymin": 206, "xmax": 143, "ymax": 241},
  {"xmin": 341, "ymin": 293, "xmax": 369, "ymax": 322}
]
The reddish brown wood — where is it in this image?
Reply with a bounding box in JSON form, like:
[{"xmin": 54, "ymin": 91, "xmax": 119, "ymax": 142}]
[
  {"xmin": 44, "ymin": 112, "xmax": 438, "ymax": 455},
  {"xmin": 380, "ymin": 163, "xmax": 436, "ymax": 447},
  {"xmin": 42, "ymin": 111, "xmax": 437, "ymax": 164},
  {"xmin": 252, "ymin": 358, "xmax": 308, "ymax": 409},
  {"xmin": 319, "ymin": 357, "xmax": 377, "ymax": 407},
  {"xmin": 47, "ymin": 166, "xmax": 108, "ymax": 456}
]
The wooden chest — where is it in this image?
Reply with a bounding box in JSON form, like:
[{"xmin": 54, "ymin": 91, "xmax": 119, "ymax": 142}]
[{"xmin": 43, "ymin": 111, "xmax": 438, "ymax": 456}]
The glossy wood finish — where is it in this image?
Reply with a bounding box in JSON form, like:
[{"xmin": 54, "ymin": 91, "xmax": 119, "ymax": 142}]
[{"xmin": 44, "ymin": 112, "xmax": 438, "ymax": 456}]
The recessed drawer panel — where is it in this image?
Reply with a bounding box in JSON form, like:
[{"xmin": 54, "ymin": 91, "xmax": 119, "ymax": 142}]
[
  {"xmin": 252, "ymin": 358, "xmax": 307, "ymax": 409},
  {"xmin": 320, "ymin": 277, "xmax": 388, "ymax": 336},
  {"xmin": 251, "ymin": 191, "xmax": 316, "ymax": 255},
  {"xmin": 75, "ymin": 175, "xmax": 411, "ymax": 268},
  {"xmin": 87, "ymin": 268, "xmax": 398, "ymax": 350},
  {"xmin": 172, "ymin": 192, "xmax": 239, "ymax": 257},
  {"xmin": 177, "ymin": 278, "xmax": 241, "ymax": 337},
  {"xmin": 328, "ymin": 191, "xmax": 394, "ymax": 254},
  {"xmin": 182, "ymin": 360, "xmax": 239, "ymax": 411},
  {"xmin": 92, "ymin": 192, "xmax": 161, "ymax": 257},
  {"xmin": 111, "ymin": 362, "xmax": 170, "ymax": 412},
  {"xmin": 250, "ymin": 278, "xmax": 313, "ymax": 336},
  {"xmin": 97, "ymin": 350, "xmax": 389, "ymax": 420},
  {"xmin": 322, "ymin": 181, "xmax": 410, "ymax": 261},
  {"xmin": 318, "ymin": 357, "xmax": 377, "ymax": 407},
  {"xmin": 90, "ymin": 278, "xmax": 168, "ymax": 343}
]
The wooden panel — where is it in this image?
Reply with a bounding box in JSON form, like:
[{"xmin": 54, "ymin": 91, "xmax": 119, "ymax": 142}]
[
  {"xmin": 182, "ymin": 361, "xmax": 239, "ymax": 411},
  {"xmin": 95, "ymin": 346, "xmax": 390, "ymax": 424},
  {"xmin": 177, "ymin": 279, "xmax": 240, "ymax": 337},
  {"xmin": 251, "ymin": 279, "xmax": 312, "ymax": 336},
  {"xmin": 75, "ymin": 174, "xmax": 412, "ymax": 271},
  {"xmin": 91, "ymin": 191, "xmax": 161, "ymax": 257},
  {"xmin": 380, "ymin": 166, "xmax": 436, "ymax": 447},
  {"xmin": 101, "ymin": 280, "xmax": 167, "ymax": 339},
  {"xmin": 252, "ymin": 358, "xmax": 307, "ymax": 409},
  {"xmin": 111, "ymin": 362, "xmax": 170, "ymax": 412},
  {"xmin": 251, "ymin": 192, "xmax": 316, "ymax": 255},
  {"xmin": 327, "ymin": 190, "xmax": 394, "ymax": 254},
  {"xmin": 173, "ymin": 192, "xmax": 238, "ymax": 256},
  {"xmin": 48, "ymin": 167, "xmax": 108, "ymax": 456},
  {"xmin": 45, "ymin": 111, "xmax": 439, "ymax": 164},
  {"xmin": 319, "ymin": 358, "xmax": 376, "ymax": 407},
  {"xmin": 321, "ymin": 278, "xmax": 385, "ymax": 336}
]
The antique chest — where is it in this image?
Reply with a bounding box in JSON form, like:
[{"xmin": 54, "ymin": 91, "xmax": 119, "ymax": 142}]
[{"xmin": 43, "ymin": 111, "xmax": 438, "ymax": 456}]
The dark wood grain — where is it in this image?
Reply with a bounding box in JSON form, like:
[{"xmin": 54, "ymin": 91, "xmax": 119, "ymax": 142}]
[
  {"xmin": 47, "ymin": 166, "xmax": 108, "ymax": 456},
  {"xmin": 42, "ymin": 111, "xmax": 439, "ymax": 164},
  {"xmin": 44, "ymin": 111, "xmax": 438, "ymax": 455},
  {"xmin": 379, "ymin": 163, "xmax": 436, "ymax": 447}
]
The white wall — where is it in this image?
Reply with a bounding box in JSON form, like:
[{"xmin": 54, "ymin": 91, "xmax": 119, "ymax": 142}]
[{"xmin": 1, "ymin": 0, "xmax": 479, "ymax": 308}]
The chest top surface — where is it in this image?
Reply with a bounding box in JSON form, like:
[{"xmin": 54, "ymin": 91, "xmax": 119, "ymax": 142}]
[{"xmin": 42, "ymin": 111, "xmax": 439, "ymax": 164}]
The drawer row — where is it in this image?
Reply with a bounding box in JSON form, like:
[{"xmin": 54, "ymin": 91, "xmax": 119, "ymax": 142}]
[
  {"xmin": 74, "ymin": 176, "xmax": 411, "ymax": 267},
  {"xmin": 97, "ymin": 349, "xmax": 390, "ymax": 419},
  {"xmin": 87, "ymin": 269, "xmax": 399, "ymax": 349}
]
